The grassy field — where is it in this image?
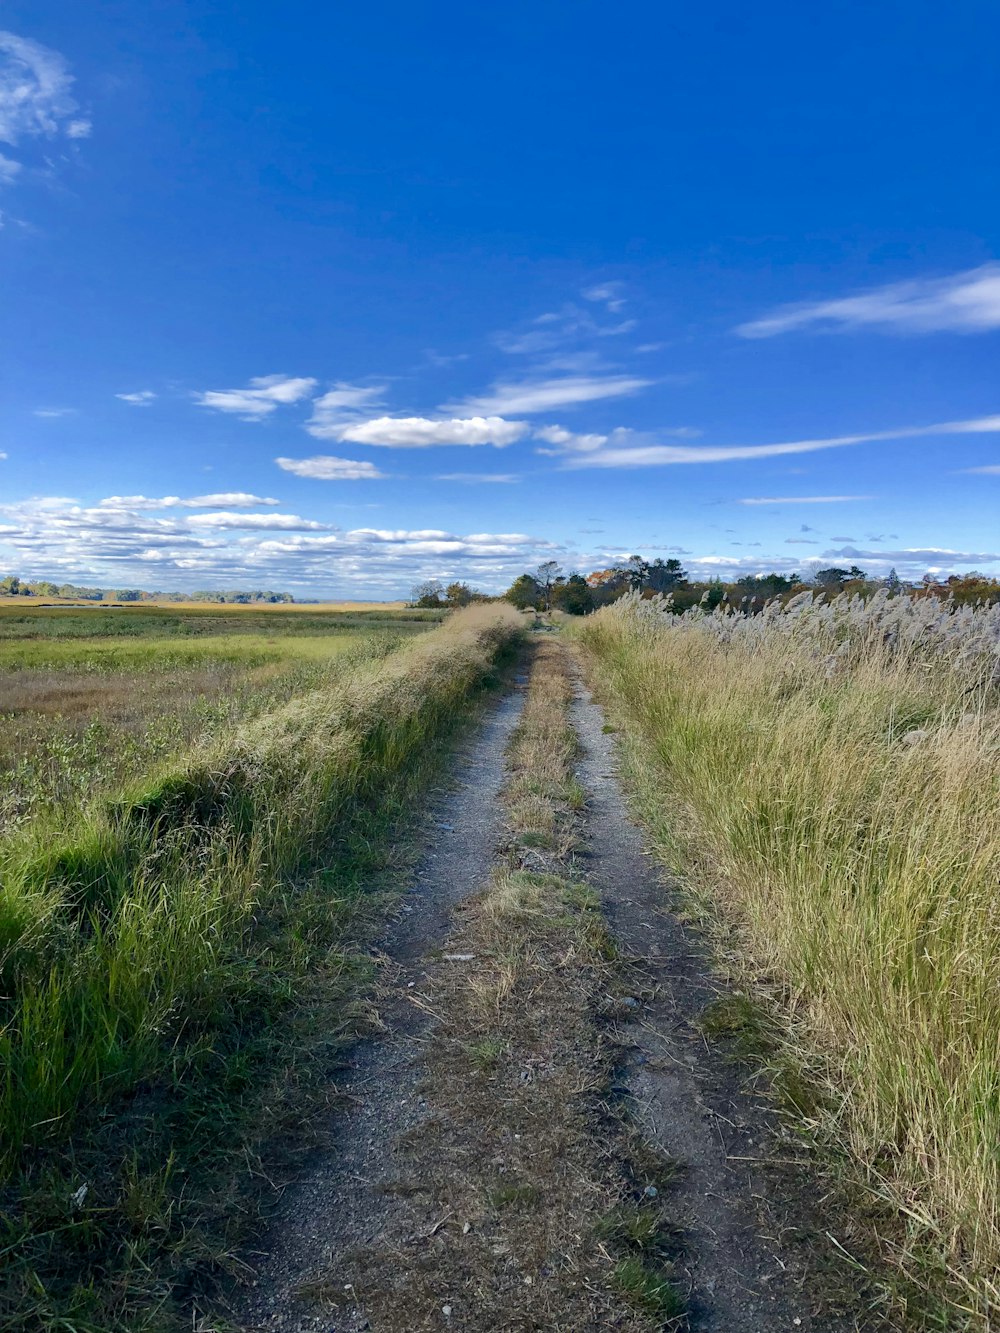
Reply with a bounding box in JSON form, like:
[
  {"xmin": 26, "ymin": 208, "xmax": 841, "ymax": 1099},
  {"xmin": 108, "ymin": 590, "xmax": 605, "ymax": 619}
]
[
  {"xmin": 0, "ymin": 604, "xmax": 444, "ymax": 836},
  {"xmin": 0, "ymin": 602, "xmax": 520, "ymax": 1332},
  {"xmin": 578, "ymin": 591, "xmax": 1000, "ymax": 1325}
]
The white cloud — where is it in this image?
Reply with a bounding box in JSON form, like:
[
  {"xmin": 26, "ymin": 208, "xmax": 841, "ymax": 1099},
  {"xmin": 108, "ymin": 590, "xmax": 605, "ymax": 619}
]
[
  {"xmin": 339, "ymin": 415, "xmax": 528, "ymax": 448},
  {"xmin": 448, "ymin": 374, "xmax": 651, "ymax": 416},
  {"xmin": 535, "ymin": 424, "xmax": 615, "ymax": 455},
  {"xmin": 737, "ymin": 264, "xmax": 1000, "ymax": 338},
  {"xmin": 0, "ymin": 151, "xmax": 20, "ymax": 181},
  {"xmin": 737, "ymin": 495, "xmax": 875, "ymax": 505},
  {"xmin": 961, "ymin": 464, "xmax": 1000, "ymax": 475},
  {"xmin": 0, "ymin": 31, "xmax": 85, "ymax": 150},
  {"xmin": 435, "ymin": 473, "xmax": 520, "ymax": 484},
  {"xmin": 552, "ymin": 414, "xmax": 1000, "ymax": 469},
  {"xmin": 186, "ymin": 512, "xmax": 327, "ymax": 531},
  {"xmin": 305, "ymin": 382, "xmax": 387, "ymax": 439},
  {"xmin": 0, "ymin": 451, "xmax": 6, "ymax": 460},
  {"xmin": 825, "ymin": 544, "xmax": 1000, "ymax": 568},
  {"xmin": 116, "ymin": 390, "xmax": 156, "ymax": 406},
  {"xmin": 65, "ymin": 118, "xmax": 90, "ymax": 138},
  {"xmin": 275, "ymin": 455, "xmax": 387, "ymax": 480},
  {"xmin": 195, "ymin": 374, "xmax": 317, "ymax": 420},
  {"xmin": 582, "ymin": 282, "xmax": 626, "ymax": 312},
  {"xmin": 536, "ymin": 423, "xmax": 701, "ymax": 458},
  {"xmin": 33, "ymin": 407, "xmax": 75, "ymax": 418},
  {"xmin": 98, "ymin": 493, "xmax": 281, "ymax": 510}
]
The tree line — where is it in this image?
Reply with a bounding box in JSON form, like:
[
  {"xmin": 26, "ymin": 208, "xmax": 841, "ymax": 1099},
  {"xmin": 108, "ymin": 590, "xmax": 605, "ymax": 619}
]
[
  {"xmin": 413, "ymin": 559, "xmax": 1000, "ymax": 615},
  {"xmin": 0, "ymin": 576, "xmax": 295, "ymax": 603}
]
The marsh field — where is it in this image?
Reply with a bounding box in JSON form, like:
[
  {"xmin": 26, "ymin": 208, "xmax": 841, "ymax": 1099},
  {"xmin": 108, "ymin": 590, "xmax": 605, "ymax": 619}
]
[
  {"xmin": 0, "ymin": 602, "xmax": 442, "ymax": 836},
  {"xmin": 3, "ymin": 591, "xmax": 1000, "ymax": 1330},
  {"xmin": 0, "ymin": 600, "xmax": 516, "ymax": 1332}
]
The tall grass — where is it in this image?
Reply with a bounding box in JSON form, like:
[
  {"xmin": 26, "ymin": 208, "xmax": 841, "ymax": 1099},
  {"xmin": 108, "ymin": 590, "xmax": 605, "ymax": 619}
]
[
  {"xmin": 579, "ymin": 591, "xmax": 1000, "ymax": 1321},
  {"xmin": 0, "ymin": 604, "xmax": 520, "ymax": 1175}
]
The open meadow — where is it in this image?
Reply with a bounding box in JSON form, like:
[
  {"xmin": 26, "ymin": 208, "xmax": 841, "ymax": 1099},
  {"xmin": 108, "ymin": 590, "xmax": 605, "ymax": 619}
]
[
  {"xmin": 0, "ymin": 602, "xmax": 443, "ymax": 836},
  {"xmin": 0, "ymin": 601, "xmax": 518, "ymax": 1332}
]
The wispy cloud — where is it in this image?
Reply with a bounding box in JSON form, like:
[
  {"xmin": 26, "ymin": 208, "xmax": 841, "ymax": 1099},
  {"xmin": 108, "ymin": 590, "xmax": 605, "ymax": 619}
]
[
  {"xmin": 961, "ymin": 464, "xmax": 1000, "ymax": 475},
  {"xmin": 98, "ymin": 493, "xmax": 281, "ymax": 509},
  {"xmin": 582, "ymin": 282, "xmax": 626, "ymax": 313},
  {"xmin": 0, "ymin": 31, "xmax": 90, "ymax": 167},
  {"xmin": 435, "ymin": 472, "xmax": 520, "ymax": 484},
  {"xmin": 548, "ymin": 414, "xmax": 1000, "ymax": 469},
  {"xmin": 825, "ymin": 544, "xmax": 1000, "ymax": 568},
  {"xmin": 116, "ymin": 390, "xmax": 157, "ymax": 406},
  {"xmin": 737, "ymin": 264, "xmax": 1000, "ymax": 338},
  {"xmin": 33, "ymin": 407, "xmax": 76, "ymax": 418},
  {"xmin": 448, "ymin": 374, "xmax": 651, "ymax": 416},
  {"xmin": 495, "ymin": 292, "xmax": 635, "ymax": 358},
  {"xmin": 737, "ymin": 495, "xmax": 874, "ymax": 505},
  {"xmin": 305, "ymin": 383, "xmax": 386, "ymax": 439},
  {"xmin": 195, "ymin": 374, "xmax": 317, "ymax": 420},
  {"xmin": 339, "ymin": 416, "xmax": 528, "ymax": 448},
  {"xmin": 275, "ymin": 455, "xmax": 387, "ymax": 480}
]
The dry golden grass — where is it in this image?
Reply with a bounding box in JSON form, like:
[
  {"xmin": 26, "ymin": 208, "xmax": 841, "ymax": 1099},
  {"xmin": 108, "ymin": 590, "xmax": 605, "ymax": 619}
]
[{"xmin": 579, "ymin": 595, "xmax": 1000, "ymax": 1324}]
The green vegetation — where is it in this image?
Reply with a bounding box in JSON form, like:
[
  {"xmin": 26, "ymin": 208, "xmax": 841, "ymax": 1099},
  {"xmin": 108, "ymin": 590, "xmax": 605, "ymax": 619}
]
[
  {"xmin": 0, "ymin": 573, "xmax": 296, "ymax": 602},
  {"xmin": 0, "ymin": 604, "xmax": 521, "ymax": 1332},
  {"xmin": 0, "ymin": 605, "xmax": 443, "ymax": 837},
  {"xmin": 579, "ymin": 590, "xmax": 1000, "ymax": 1323},
  {"xmin": 502, "ymin": 556, "xmax": 1000, "ymax": 617}
]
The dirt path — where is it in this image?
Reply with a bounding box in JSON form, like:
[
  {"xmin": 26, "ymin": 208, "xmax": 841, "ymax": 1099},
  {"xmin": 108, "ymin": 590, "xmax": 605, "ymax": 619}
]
[
  {"xmin": 217, "ymin": 640, "xmax": 887, "ymax": 1332},
  {"xmin": 570, "ymin": 669, "xmax": 885, "ymax": 1332},
  {"xmin": 225, "ymin": 679, "xmax": 528, "ymax": 1332}
]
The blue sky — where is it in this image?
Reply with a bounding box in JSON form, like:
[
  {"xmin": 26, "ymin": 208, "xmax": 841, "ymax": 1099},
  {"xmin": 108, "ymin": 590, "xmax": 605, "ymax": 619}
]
[{"xmin": 1, "ymin": 1, "xmax": 998, "ymax": 596}]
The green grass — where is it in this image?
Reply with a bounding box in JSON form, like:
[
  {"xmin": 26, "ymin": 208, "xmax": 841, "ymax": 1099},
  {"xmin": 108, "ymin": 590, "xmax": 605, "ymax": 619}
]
[
  {"xmin": 613, "ymin": 1255, "xmax": 685, "ymax": 1321},
  {"xmin": 0, "ymin": 603, "xmax": 444, "ymax": 643},
  {"xmin": 0, "ymin": 605, "xmax": 440, "ymax": 835},
  {"xmin": 0, "ymin": 605, "xmax": 522, "ymax": 1332}
]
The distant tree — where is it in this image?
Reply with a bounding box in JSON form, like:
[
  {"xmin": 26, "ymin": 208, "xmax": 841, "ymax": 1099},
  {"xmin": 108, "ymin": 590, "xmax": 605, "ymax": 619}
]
[
  {"xmin": 623, "ymin": 555, "xmax": 650, "ymax": 590},
  {"xmin": 412, "ymin": 579, "xmax": 445, "ymax": 608},
  {"xmin": 885, "ymin": 567, "xmax": 902, "ymax": 593},
  {"xmin": 535, "ymin": 560, "xmax": 563, "ymax": 611},
  {"xmin": 646, "ymin": 557, "xmax": 688, "ymax": 593},
  {"xmin": 115, "ymin": 589, "xmax": 142, "ymax": 601},
  {"xmin": 814, "ymin": 567, "xmax": 851, "ymax": 589},
  {"xmin": 943, "ymin": 574, "xmax": 1000, "ymax": 607},
  {"xmin": 582, "ymin": 567, "xmax": 625, "ymax": 607},
  {"xmin": 0, "ymin": 575, "xmax": 22, "ymax": 596},
  {"xmin": 505, "ymin": 573, "xmax": 542, "ymax": 609},
  {"xmin": 445, "ymin": 581, "xmax": 475, "ymax": 607},
  {"xmin": 552, "ymin": 572, "xmax": 594, "ymax": 615},
  {"xmin": 734, "ymin": 572, "xmax": 799, "ymax": 598}
]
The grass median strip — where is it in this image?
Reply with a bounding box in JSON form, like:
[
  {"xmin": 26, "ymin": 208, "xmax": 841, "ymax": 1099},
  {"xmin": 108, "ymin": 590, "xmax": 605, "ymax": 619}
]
[{"xmin": 324, "ymin": 636, "xmax": 683, "ymax": 1330}]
